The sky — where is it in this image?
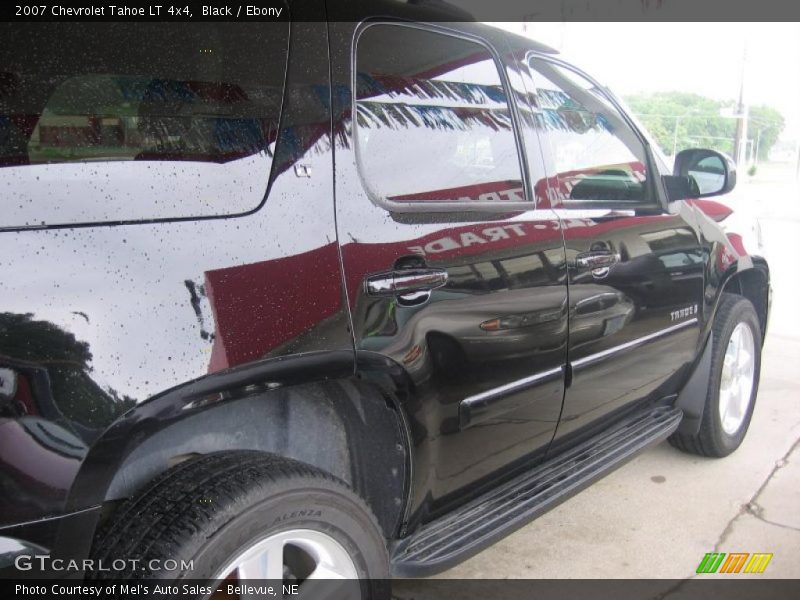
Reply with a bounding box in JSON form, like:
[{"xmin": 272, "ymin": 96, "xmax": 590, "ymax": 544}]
[{"xmin": 491, "ymin": 22, "xmax": 800, "ymax": 143}]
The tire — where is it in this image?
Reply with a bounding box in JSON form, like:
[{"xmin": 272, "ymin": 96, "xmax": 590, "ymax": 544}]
[
  {"xmin": 669, "ymin": 293, "xmax": 762, "ymax": 457},
  {"xmin": 89, "ymin": 451, "xmax": 389, "ymax": 598}
]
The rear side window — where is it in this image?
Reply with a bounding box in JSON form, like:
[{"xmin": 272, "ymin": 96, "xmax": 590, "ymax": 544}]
[
  {"xmin": 527, "ymin": 57, "xmax": 649, "ymax": 206},
  {"xmin": 0, "ymin": 21, "xmax": 288, "ymax": 228},
  {"xmin": 354, "ymin": 24, "xmax": 525, "ymax": 207}
]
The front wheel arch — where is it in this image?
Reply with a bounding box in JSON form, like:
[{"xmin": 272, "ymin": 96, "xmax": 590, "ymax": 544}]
[
  {"xmin": 718, "ymin": 261, "xmax": 770, "ymax": 341},
  {"xmin": 670, "ymin": 293, "xmax": 762, "ymax": 457}
]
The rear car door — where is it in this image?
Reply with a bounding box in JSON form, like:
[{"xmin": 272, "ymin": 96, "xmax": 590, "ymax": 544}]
[
  {"xmin": 525, "ymin": 56, "xmax": 706, "ymax": 445},
  {"xmin": 329, "ymin": 21, "xmax": 568, "ymax": 521}
]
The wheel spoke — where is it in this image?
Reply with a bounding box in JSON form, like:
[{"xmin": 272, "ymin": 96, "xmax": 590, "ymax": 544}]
[
  {"xmin": 307, "ymin": 561, "xmax": 348, "ymax": 580},
  {"xmin": 731, "ymin": 384, "xmax": 744, "ymax": 420},
  {"xmin": 730, "ymin": 328, "xmax": 740, "ymax": 356},
  {"xmin": 722, "ymin": 353, "xmax": 735, "ymax": 385},
  {"xmin": 738, "ymin": 346, "xmax": 752, "ymax": 372},
  {"xmin": 721, "ymin": 386, "xmax": 737, "ymax": 427},
  {"xmin": 739, "ymin": 376, "xmax": 752, "ymax": 411},
  {"xmin": 719, "ymin": 322, "xmax": 757, "ymax": 436},
  {"xmin": 213, "ymin": 529, "xmax": 359, "ymax": 600},
  {"xmin": 237, "ymin": 542, "xmax": 284, "ymax": 581}
]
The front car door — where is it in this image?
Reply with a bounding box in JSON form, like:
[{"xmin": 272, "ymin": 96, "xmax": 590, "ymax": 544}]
[
  {"xmin": 524, "ymin": 55, "xmax": 707, "ymax": 445},
  {"xmin": 328, "ymin": 17, "xmax": 568, "ymax": 525}
]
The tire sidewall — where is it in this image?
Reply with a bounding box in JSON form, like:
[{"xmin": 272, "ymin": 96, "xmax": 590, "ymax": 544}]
[
  {"xmin": 169, "ymin": 477, "xmax": 389, "ymax": 598},
  {"xmin": 707, "ymin": 297, "xmax": 762, "ymax": 454}
]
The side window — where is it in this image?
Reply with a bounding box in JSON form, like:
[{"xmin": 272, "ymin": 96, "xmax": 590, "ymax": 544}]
[
  {"xmin": 527, "ymin": 57, "xmax": 650, "ymax": 206},
  {"xmin": 0, "ymin": 20, "xmax": 288, "ymax": 228},
  {"xmin": 354, "ymin": 24, "xmax": 526, "ymax": 207}
]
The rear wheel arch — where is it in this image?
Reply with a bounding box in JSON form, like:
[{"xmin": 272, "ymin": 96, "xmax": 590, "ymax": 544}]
[
  {"xmin": 69, "ymin": 375, "xmax": 410, "ymax": 542},
  {"xmin": 89, "ymin": 451, "xmax": 391, "ymax": 591}
]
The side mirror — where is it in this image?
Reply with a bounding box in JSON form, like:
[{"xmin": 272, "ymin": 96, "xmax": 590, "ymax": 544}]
[{"xmin": 664, "ymin": 148, "xmax": 737, "ymax": 201}]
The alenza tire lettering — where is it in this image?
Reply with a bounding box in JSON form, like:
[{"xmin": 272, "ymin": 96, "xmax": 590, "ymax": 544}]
[{"xmin": 271, "ymin": 509, "xmax": 323, "ymax": 525}]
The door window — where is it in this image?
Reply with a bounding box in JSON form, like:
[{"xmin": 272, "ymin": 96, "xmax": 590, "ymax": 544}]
[
  {"xmin": 527, "ymin": 57, "xmax": 650, "ymax": 206},
  {"xmin": 354, "ymin": 24, "xmax": 527, "ymax": 208}
]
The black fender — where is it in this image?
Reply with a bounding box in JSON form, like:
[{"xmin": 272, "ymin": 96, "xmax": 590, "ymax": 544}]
[
  {"xmin": 64, "ymin": 350, "xmax": 411, "ymax": 547},
  {"xmin": 683, "ymin": 199, "xmax": 770, "ymax": 343},
  {"xmin": 718, "ymin": 256, "xmax": 771, "ymax": 342}
]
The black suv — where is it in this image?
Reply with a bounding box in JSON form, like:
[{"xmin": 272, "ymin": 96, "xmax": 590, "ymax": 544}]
[{"xmin": 0, "ymin": 1, "xmax": 770, "ymax": 593}]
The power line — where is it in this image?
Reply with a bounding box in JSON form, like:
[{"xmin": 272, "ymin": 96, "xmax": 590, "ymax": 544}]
[{"xmin": 633, "ymin": 112, "xmax": 781, "ymax": 126}]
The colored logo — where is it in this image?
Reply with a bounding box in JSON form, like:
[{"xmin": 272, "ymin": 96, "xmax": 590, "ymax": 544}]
[{"xmin": 696, "ymin": 552, "xmax": 773, "ymax": 574}]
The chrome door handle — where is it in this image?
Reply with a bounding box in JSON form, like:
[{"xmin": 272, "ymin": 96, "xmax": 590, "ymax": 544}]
[
  {"xmin": 365, "ymin": 268, "xmax": 448, "ymax": 297},
  {"xmin": 575, "ymin": 251, "xmax": 620, "ymax": 269}
]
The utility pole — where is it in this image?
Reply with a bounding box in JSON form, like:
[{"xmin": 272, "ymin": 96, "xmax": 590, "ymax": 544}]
[
  {"xmin": 732, "ymin": 44, "xmax": 749, "ymax": 166},
  {"xmin": 672, "ymin": 116, "xmax": 680, "ymax": 157},
  {"xmin": 796, "ymin": 140, "xmax": 800, "ymax": 180},
  {"xmin": 754, "ymin": 129, "xmax": 761, "ymax": 164}
]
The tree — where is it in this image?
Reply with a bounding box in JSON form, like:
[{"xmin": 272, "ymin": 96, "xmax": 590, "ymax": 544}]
[
  {"xmin": 624, "ymin": 91, "xmax": 784, "ymax": 161},
  {"xmin": 748, "ymin": 104, "xmax": 785, "ymax": 161}
]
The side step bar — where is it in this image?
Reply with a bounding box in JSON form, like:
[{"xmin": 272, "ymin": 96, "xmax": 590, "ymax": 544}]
[{"xmin": 391, "ymin": 405, "xmax": 682, "ymax": 577}]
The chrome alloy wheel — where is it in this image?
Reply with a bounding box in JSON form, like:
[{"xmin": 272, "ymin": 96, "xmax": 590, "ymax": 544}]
[
  {"xmin": 718, "ymin": 322, "xmax": 756, "ymax": 435},
  {"xmin": 210, "ymin": 529, "xmax": 358, "ymax": 594}
]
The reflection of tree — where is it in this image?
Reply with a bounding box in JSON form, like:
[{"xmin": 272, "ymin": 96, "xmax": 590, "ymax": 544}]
[
  {"xmin": 355, "ymin": 73, "xmax": 513, "ymax": 134},
  {"xmin": 1, "ymin": 312, "xmax": 91, "ymax": 364},
  {"xmin": 357, "ymin": 73, "xmax": 509, "ymax": 106},
  {"xmin": 0, "ymin": 312, "xmax": 134, "ymax": 433},
  {"xmin": 357, "ymin": 101, "xmax": 512, "ymax": 133},
  {"xmin": 353, "ymin": 72, "xmax": 612, "ymax": 139},
  {"xmin": 625, "ymin": 92, "xmax": 786, "ymax": 159},
  {"xmin": 535, "ymin": 88, "xmax": 610, "ymax": 135}
]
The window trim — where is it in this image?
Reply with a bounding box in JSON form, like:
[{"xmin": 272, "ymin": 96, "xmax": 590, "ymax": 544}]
[
  {"xmin": 350, "ymin": 20, "xmax": 536, "ymax": 214},
  {"xmin": 525, "ymin": 51, "xmax": 666, "ymax": 214}
]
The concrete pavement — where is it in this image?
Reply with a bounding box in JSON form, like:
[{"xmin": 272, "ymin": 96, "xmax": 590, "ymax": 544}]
[{"xmin": 395, "ymin": 163, "xmax": 800, "ymax": 587}]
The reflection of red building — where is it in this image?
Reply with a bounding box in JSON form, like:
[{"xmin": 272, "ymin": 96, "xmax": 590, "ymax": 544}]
[
  {"xmin": 686, "ymin": 198, "xmax": 732, "ymax": 221},
  {"xmin": 384, "ymin": 162, "xmax": 651, "ymax": 209},
  {"xmin": 204, "ymin": 243, "xmax": 342, "ymax": 371},
  {"xmin": 202, "ymin": 188, "xmax": 734, "ymax": 373}
]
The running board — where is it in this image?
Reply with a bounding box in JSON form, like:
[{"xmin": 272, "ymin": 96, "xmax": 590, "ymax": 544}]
[{"xmin": 391, "ymin": 405, "xmax": 682, "ymax": 577}]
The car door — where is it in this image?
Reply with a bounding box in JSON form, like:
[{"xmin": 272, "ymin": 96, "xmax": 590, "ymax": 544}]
[
  {"xmin": 328, "ymin": 20, "xmax": 568, "ymax": 521},
  {"xmin": 525, "ymin": 55, "xmax": 706, "ymax": 446}
]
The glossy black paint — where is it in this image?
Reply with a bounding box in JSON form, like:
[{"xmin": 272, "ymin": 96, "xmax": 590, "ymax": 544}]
[
  {"xmin": 330, "ymin": 19, "xmax": 569, "ymax": 526},
  {"xmin": 0, "ymin": 0, "xmax": 770, "ymax": 573},
  {"xmin": 0, "ymin": 6, "xmax": 369, "ymax": 531},
  {"xmin": 552, "ymin": 207, "xmax": 705, "ymax": 444}
]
